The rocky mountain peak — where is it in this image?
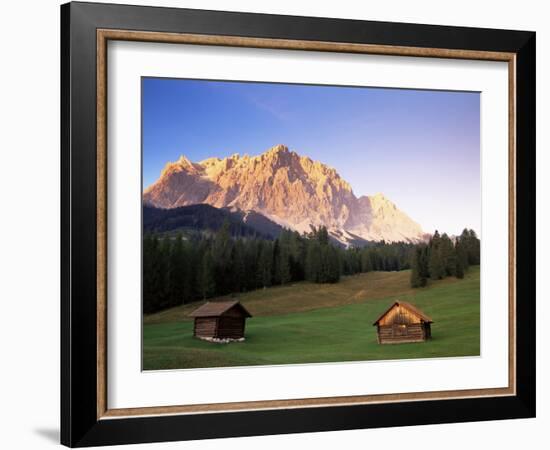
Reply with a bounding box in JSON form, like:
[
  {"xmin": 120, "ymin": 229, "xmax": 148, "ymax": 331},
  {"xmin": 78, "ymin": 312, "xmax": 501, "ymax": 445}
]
[
  {"xmin": 371, "ymin": 192, "xmax": 387, "ymax": 200},
  {"xmin": 176, "ymin": 154, "xmax": 193, "ymax": 166},
  {"xmin": 160, "ymin": 154, "xmax": 198, "ymax": 177},
  {"xmin": 143, "ymin": 145, "xmax": 426, "ymax": 244},
  {"xmin": 266, "ymin": 144, "xmax": 290, "ymax": 154}
]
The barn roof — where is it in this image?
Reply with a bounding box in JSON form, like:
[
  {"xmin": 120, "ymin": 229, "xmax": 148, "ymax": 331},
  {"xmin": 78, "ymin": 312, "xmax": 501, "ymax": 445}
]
[
  {"xmin": 189, "ymin": 300, "xmax": 252, "ymax": 318},
  {"xmin": 372, "ymin": 301, "xmax": 433, "ymax": 325}
]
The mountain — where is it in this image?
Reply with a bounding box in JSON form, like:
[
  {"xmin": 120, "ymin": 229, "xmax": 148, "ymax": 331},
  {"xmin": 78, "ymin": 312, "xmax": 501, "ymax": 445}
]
[
  {"xmin": 143, "ymin": 144, "xmax": 426, "ymax": 244},
  {"xmin": 143, "ymin": 204, "xmax": 370, "ymax": 247},
  {"xmin": 143, "ymin": 204, "xmax": 283, "ymax": 239}
]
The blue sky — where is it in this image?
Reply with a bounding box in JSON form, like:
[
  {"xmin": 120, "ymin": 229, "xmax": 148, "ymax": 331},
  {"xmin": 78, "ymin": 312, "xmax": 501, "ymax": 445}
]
[{"xmin": 142, "ymin": 77, "xmax": 480, "ymax": 236}]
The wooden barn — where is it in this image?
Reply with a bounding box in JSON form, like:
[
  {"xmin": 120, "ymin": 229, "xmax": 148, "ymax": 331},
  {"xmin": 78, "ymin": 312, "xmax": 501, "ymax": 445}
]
[
  {"xmin": 373, "ymin": 301, "xmax": 433, "ymax": 344},
  {"xmin": 189, "ymin": 301, "xmax": 252, "ymax": 341}
]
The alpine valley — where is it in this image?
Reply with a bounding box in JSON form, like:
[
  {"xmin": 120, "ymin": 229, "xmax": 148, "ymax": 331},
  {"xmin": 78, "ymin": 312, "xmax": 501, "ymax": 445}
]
[{"xmin": 143, "ymin": 144, "xmax": 428, "ymax": 246}]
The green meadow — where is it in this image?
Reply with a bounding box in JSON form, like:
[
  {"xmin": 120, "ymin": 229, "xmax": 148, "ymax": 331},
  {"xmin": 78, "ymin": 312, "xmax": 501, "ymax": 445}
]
[{"xmin": 143, "ymin": 266, "xmax": 480, "ymax": 370}]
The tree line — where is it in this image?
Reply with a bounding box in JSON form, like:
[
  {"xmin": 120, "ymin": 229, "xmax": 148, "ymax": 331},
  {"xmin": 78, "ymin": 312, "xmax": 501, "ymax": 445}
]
[
  {"xmin": 410, "ymin": 229, "xmax": 480, "ymax": 288},
  {"xmin": 143, "ymin": 223, "xmax": 480, "ymax": 314}
]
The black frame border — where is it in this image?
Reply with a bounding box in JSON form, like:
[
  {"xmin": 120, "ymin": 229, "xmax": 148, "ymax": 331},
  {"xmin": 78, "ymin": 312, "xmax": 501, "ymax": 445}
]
[{"xmin": 61, "ymin": 2, "xmax": 536, "ymax": 447}]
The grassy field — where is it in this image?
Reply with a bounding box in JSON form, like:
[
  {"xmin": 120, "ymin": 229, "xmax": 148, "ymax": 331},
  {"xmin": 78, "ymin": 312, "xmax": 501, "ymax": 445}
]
[{"xmin": 143, "ymin": 266, "xmax": 480, "ymax": 370}]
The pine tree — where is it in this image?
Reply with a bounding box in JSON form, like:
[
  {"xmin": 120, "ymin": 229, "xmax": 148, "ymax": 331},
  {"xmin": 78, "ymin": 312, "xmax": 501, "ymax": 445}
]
[
  {"xmin": 211, "ymin": 220, "xmax": 233, "ymax": 294},
  {"xmin": 439, "ymin": 233, "xmax": 457, "ymax": 276},
  {"xmin": 455, "ymin": 248, "xmax": 465, "ymax": 279},
  {"xmin": 155, "ymin": 237, "xmax": 171, "ymax": 309},
  {"xmin": 305, "ymin": 239, "xmax": 321, "ymax": 282},
  {"xmin": 419, "ymin": 245, "xmax": 430, "ymax": 284},
  {"xmin": 317, "ymin": 226, "xmax": 329, "ymax": 246},
  {"xmin": 186, "ymin": 243, "xmax": 197, "ymax": 301},
  {"xmin": 428, "ymin": 230, "xmax": 445, "ymax": 280},
  {"xmin": 198, "ymin": 249, "xmax": 216, "ymax": 299},
  {"xmin": 326, "ymin": 245, "xmax": 341, "ymax": 283},
  {"xmin": 455, "ymin": 239, "xmax": 467, "ymax": 279},
  {"xmin": 245, "ymin": 239, "xmax": 260, "ymax": 291},
  {"xmin": 257, "ymin": 242, "xmax": 273, "ymax": 288},
  {"xmin": 410, "ymin": 245, "xmax": 428, "ymax": 287},
  {"xmin": 410, "ymin": 246, "xmax": 422, "ymax": 287},
  {"xmin": 143, "ymin": 234, "xmax": 162, "ymax": 313},
  {"xmin": 278, "ymin": 245, "xmax": 292, "ymax": 285},
  {"xmin": 231, "ymin": 239, "xmax": 246, "ymax": 293},
  {"xmin": 360, "ymin": 249, "xmax": 373, "ymax": 272},
  {"xmin": 457, "ymin": 229, "xmax": 470, "ymax": 270},
  {"xmin": 288, "ymin": 230, "xmax": 305, "ymax": 281},
  {"xmin": 467, "ymin": 229, "xmax": 481, "ymax": 265},
  {"xmin": 168, "ymin": 234, "xmax": 187, "ymax": 307}
]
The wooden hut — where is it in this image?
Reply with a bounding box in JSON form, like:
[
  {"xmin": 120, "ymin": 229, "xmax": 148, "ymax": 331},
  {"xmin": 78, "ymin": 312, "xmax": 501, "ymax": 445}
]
[
  {"xmin": 373, "ymin": 301, "xmax": 433, "ymax": 344},
  {"xmin": 189, "ymin": 301, "xmax": 252, "ymax": 341}
]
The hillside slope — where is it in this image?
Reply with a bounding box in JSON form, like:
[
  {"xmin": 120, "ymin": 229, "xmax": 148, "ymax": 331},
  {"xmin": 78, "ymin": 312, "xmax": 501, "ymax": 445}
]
[{"xmin": 143, "ymin": 267, "xmax": 480, "ymax": 369}]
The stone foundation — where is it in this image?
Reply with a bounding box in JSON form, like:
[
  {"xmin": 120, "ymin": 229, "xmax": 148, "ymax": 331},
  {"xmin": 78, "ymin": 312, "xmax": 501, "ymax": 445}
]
[{"xmin": 196, "ymin": 336, "xmax": 245, "ymax": 344}]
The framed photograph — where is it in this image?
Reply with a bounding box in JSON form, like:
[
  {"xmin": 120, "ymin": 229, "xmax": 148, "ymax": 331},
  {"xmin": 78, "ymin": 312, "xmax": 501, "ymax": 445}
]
[{"xmin": 61, "ymin": 1, "xmax": 536, "ymax": 447}]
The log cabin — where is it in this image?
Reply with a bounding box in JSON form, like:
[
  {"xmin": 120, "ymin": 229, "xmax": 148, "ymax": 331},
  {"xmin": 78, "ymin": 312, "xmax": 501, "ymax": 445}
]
[
  {"xmin": 373, "ymin": 301, "xmax": 433, "ymax": 344},
  {"xmin": 189, "ymin": 300, "xmax": 252, "ymax": 341}
]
